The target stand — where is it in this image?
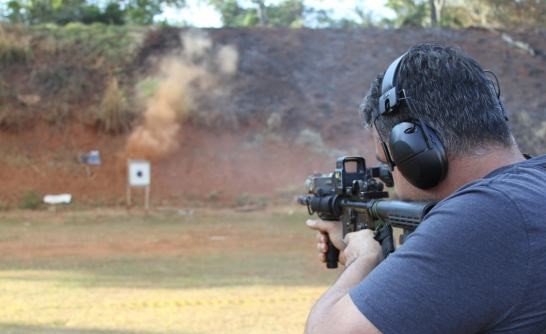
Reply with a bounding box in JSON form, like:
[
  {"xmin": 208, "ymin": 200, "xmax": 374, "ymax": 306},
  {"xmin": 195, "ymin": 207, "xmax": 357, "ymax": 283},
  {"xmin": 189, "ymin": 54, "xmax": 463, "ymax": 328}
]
[{"xmin": 127, "ymin": 160, "xmax": 151, "ymax": 211}]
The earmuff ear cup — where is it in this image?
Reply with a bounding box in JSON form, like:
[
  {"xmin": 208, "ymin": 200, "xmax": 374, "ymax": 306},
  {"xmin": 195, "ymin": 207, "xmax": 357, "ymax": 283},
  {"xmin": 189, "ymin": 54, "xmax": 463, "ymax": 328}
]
[{"xmin": 389, "ymin": 122, "xmax": 448, "ymax": 189}]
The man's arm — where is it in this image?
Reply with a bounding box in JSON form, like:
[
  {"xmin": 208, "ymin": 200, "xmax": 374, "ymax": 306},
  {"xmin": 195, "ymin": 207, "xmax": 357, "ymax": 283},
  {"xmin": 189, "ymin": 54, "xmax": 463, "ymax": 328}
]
[{"xmin": 304, "ymin": 227, "xmax": 383, "ymax": 334}]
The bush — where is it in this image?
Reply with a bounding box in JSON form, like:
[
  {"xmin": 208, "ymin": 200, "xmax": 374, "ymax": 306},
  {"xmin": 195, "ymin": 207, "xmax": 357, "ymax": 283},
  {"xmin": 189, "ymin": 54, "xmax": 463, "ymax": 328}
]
[
  {"xmin": 32, "ymin": 23, "xmax": 138, "ymax": 67},
  {"xmin": 136, "ymin": 77, "xmax": 161, "ymax": 99},
  {"xmin": 0, "ymin": 24, "xmax": 31, "ymax": 64},
  {"xmin": 0, "ymin": 200, "xmax": 9, "ymax": 211},
  {"xmin": 19, "ymin": 190, "xmax": 42, "ymax": 210},
  {"xmin": 94, "ymin": 77, "xmax": 133, "ymax": 134}
]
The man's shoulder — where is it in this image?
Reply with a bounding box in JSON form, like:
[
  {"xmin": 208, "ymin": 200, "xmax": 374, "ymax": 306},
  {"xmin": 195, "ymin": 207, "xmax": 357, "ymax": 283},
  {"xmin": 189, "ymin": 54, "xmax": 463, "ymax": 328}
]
[
  {"xmin": 397, "ymin": 154, "xmax": 546, "ymax": 333},
  {"xmin": 433, "ymin": 154, "xmax": 546, "ymax": 228}
]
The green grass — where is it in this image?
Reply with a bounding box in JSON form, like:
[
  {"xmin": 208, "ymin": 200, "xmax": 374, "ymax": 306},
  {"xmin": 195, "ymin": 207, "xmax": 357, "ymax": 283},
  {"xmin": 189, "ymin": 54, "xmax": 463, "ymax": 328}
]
[{"xmin": 0, "ymin": 207, "xmax": 337, "ymax": 334}]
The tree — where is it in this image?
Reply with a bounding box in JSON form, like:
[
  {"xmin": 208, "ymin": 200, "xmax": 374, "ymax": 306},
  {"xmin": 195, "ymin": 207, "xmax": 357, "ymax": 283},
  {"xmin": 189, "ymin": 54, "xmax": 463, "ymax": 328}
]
[
  {"xmin": 429, "ymin": 0, "xmax": 445, "ymax": 27},
  {"xmin": 385, "ymin": 0, "xmax": 429, "ymax": 27},
  {"xmin": 266, "ymin": 0, "xmax": 304, "ymax": 27},
  {"xmin": 310, "ymin": 5, "xmax": 376, "ymax": 29},
  {"xmin": 208, "ymin": 0, "xmax": 305, "ymax": 27},
  {"xmin": 252, "ymin": 0, "xmax": 268, "ymax": 26},
  {"xmin": 208, "ymin": 0, "xmax": 258, "ymax": 27},
  {"xmin": 385, "ymin": 0, "xmax": 546, "ymax": 29},
  {"xmin": 122, "ymin": 0, "xmax": 185, "ymax": 25},
  {"xmin": 2, "ymin": 0, "xmax": 186, "ymax": 25},
  {"xmin": 470, "ymin": 0, "xmax": 546, "ymax": 29}
]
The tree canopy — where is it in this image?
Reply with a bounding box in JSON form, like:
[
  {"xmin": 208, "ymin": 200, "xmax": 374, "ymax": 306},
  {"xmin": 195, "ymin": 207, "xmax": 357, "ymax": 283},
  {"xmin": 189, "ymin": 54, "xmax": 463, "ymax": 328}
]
[
  {"xmin": 1, "ymin": 0, "xmax": 544, "ymax": 29},
  {"xmin": 207, "ymin": 0, "xmax": 306, "ymax": 28},
  {"xmin": 384, "ymin": 0, "xmax": 546, "ymax": 29},
  {"xmin": 3, "ymin": 0, "xmax": 186, "ymax": 25}
]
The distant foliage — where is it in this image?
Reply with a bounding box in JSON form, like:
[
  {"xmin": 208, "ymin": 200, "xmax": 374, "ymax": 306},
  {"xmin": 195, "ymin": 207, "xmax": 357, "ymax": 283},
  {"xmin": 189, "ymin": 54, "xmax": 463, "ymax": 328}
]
[
  {"xmin": 135, "ymin": 78, "xmax": 161, "ymax": 99},
  {"xmin": 2, "ymin": 0, "xmax": 544, "ymax": 29},
  {"xmin": 0, "ymin": 24, "xmax": 31, "ymax": 64},
  {"xmin": 384, "ymin": 0, "xmax": 546, "ymax": 29},
  {"xmin": 464, "ymin": 0, "xmax": 546, "ymax": 29},
  {"xmin": 3, "ymin": 0, "xmax": 185, "ymax": 26},
  {"xmin": 5, "ymin": 0, "xmax": 125, "ymax": 25},
  {"xmin": 95, "ymin": 77, "xmax": 133, "ymax": 134},
  {"xmin": 19, "ymin": 189, "xmax": 42, "ymax": 210},
  {"xmin": 0, "ymin": 23, "xmax": 143, "ymax": 133},
  {"xmin": 385, "ymin": 0, "xmax": 429, "ymax": 27},
  {"xmin": 208, "ymin": 0, "xmax": 305, "ymax": 28},
  {"xmin": 36, "ymin": 23, "xmax": 139, "ymax": 66}
]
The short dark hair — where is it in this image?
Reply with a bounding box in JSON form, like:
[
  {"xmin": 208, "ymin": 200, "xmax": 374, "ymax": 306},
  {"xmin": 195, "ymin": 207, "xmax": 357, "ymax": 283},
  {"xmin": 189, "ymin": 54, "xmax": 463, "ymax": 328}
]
[{"xmin": 360, "ymin": 43, "xmax": 513, "ymax": 157}]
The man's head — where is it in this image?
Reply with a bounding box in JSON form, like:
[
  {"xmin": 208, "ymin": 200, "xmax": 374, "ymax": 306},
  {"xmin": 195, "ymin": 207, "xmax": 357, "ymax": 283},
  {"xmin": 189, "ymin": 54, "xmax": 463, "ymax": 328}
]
[{"xmin": 360, "ymin": 43, "xmax": 515, "ymax": 198}]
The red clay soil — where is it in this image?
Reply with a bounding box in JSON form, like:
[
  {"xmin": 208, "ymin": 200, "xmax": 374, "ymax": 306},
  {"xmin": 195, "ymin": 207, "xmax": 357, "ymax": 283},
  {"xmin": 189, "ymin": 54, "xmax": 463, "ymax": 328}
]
[{"xmin": 0, "ymin": 120, "xmax": 375, "ymax": 208}]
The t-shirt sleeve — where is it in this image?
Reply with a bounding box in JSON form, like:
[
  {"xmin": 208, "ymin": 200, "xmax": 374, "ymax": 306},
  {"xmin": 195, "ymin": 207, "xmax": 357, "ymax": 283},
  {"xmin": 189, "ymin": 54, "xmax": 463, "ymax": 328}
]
[{"xmin": 349, "ymin": 185, "xmax": 529, "ymax": 334}]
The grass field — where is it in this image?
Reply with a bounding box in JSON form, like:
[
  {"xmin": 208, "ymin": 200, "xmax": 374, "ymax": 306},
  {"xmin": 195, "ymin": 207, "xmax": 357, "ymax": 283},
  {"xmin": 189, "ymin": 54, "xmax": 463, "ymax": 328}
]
[{"xmin": 0, "ymin": 206, "xmax": 338, "ymax": 334}]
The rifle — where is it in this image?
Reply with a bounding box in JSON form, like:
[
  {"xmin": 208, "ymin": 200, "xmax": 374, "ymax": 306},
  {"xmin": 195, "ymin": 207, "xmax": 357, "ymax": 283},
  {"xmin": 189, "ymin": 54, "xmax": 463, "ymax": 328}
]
[{"xmin": 297, "ymin": 156, "xmax": 436, "ymax": 269}]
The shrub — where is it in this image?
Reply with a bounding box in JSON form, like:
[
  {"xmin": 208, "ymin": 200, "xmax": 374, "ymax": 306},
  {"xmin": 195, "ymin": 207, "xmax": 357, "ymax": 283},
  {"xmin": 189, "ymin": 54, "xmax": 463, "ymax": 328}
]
[
  {"xmin": 95, "ymin": 77, "xmax": 133, "ymax": 134},
  {"xmin": 135, "ymin": 77, "xmax": 161, "ymax": 99},
  {"xmin": 0, "ymin": 24, "xmax": 31, "ymax": 64},
  {"xmin": 0, "ymin": 200, "xmax": 9, "ymax": 211},
  {"xmin": 19, "ymin": 190, "xmax": 42, "ymax": 210}
]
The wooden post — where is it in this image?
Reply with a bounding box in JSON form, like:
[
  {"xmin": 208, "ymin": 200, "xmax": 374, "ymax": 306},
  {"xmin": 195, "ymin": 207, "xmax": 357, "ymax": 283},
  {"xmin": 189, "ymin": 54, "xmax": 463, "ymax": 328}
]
[{"xmin": 126, "ymin": 184, "xmax": 132, "ymax": 207}]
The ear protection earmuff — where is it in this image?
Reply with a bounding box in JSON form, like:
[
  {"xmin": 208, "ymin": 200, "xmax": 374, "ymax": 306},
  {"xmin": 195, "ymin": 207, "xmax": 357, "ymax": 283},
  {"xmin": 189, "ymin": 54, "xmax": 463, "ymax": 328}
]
[{"xmin": 376, "ymin": 53, "xmax": 449, "ymax": 189}]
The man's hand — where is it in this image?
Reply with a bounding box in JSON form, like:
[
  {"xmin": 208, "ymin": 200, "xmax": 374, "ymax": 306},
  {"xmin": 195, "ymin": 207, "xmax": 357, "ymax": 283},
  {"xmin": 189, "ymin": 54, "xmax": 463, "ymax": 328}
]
[
  {"xmin": 304, "ymin": 227, "xmax": 384, "ymax": 334},
  {"xmin": 306, "ymin": 219, "xmax": 346, "ymax": 265},
  {"xmin": 343, "ymin": 230, "xmax": 384, "ymax": 267}
]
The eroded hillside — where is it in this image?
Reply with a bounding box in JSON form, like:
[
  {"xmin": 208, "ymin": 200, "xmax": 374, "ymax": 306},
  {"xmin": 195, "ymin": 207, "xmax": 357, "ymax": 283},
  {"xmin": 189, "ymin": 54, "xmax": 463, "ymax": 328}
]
[{"xmin": 0, "ymin": 25, "xmax": 544, "ymax": 208}]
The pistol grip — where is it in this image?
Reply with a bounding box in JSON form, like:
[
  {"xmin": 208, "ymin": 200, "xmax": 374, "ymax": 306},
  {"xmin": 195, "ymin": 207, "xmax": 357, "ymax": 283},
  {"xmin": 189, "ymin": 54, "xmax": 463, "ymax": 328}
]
[
  {"xmin": 374, "ymin": 225, "xmax": 395, "ymax": 258},
  {"xmin": 326, "ymin": 238, "xmax": 340, "ymax": 269}
]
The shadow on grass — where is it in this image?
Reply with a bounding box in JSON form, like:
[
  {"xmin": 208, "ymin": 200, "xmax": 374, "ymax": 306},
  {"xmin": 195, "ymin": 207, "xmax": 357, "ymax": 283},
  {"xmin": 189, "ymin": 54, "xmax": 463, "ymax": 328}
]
[{"xmin": 0, "ymin": 323, "xmax": 196, "ymax": 334}]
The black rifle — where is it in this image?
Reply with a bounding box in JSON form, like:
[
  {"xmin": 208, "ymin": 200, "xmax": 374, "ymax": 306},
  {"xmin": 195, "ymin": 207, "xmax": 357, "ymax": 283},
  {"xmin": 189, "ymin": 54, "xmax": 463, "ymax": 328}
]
[{"xmin": 298, "ymin": 156, "xmax": 436, "ymax": 269}]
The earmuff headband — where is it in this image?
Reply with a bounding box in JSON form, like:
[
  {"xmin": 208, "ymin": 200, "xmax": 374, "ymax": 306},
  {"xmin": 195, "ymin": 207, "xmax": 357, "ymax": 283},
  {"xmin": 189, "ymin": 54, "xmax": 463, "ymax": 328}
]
[{"xmin": 379, "ymin": 53, "xmax": 407, "ymax": 115}]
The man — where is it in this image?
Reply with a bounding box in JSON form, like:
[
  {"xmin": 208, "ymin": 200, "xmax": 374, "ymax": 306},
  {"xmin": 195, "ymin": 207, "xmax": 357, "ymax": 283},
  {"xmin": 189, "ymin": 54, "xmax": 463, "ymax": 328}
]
[{"xmin": 305, "ymin": 43, "xmax": 546, "ymax": 333}]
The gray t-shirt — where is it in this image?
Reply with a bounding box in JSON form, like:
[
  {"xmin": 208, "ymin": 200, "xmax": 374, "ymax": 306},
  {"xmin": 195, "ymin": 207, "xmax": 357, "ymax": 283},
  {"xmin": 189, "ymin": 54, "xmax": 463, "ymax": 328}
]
[{"xmin": 350, "ymin": 154, "xmax": 546, "ymax": 333}]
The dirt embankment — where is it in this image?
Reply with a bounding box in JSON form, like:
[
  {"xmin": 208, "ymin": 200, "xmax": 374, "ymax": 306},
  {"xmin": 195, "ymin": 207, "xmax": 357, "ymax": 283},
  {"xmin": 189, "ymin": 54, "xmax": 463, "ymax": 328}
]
[{"xmin": 0, "ymin": 27, "xmax": 544, "ymax": 208}]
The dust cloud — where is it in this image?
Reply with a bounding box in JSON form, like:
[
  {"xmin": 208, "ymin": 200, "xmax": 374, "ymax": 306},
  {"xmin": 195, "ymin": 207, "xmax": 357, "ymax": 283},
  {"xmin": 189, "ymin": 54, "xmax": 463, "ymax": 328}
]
[{"xmin": 126, "ymin": 30, "xmax": 239, "ymax": 160}]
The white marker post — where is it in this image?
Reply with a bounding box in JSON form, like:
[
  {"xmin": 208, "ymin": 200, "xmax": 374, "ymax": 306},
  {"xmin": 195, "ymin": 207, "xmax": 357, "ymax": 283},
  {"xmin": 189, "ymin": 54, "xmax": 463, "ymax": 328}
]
[{"xmin": 127, "ymin": 160, "xmax": 151, "ymax": 211}]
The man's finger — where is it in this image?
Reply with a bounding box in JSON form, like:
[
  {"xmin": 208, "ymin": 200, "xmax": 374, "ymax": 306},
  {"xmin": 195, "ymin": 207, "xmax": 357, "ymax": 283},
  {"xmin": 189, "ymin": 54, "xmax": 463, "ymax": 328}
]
[
  {"xmin": 317, "ymin": 242, "xmax": 327, "ymax": 252},
  {"xmin": 319, "ymin": 253, "xmax": 325, "ymax": 263},
  {"xmin": 306, "ymin": 219, "xmax": 335, "ymax": 233},
  {"xmin": 316, "ymin": 232, "xmax": 326, "ymax": 243},
  {"xmin": 319, "ymin": 232, "xmax": 327, "ymax": 243}
]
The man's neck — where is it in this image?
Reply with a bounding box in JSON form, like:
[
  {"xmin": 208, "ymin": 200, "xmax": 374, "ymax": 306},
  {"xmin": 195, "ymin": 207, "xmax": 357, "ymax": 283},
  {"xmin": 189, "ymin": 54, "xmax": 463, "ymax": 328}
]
[{"xmin": 430, "ymin": 145, "xmax": 526, "ymax": 200}]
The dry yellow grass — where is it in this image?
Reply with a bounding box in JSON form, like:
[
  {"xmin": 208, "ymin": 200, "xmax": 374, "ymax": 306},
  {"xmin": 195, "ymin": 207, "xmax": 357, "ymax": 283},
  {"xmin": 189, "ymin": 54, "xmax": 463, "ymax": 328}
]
[{"xmin": 0, "ymin": 272, "xmax": 326, "ymax": 333}]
